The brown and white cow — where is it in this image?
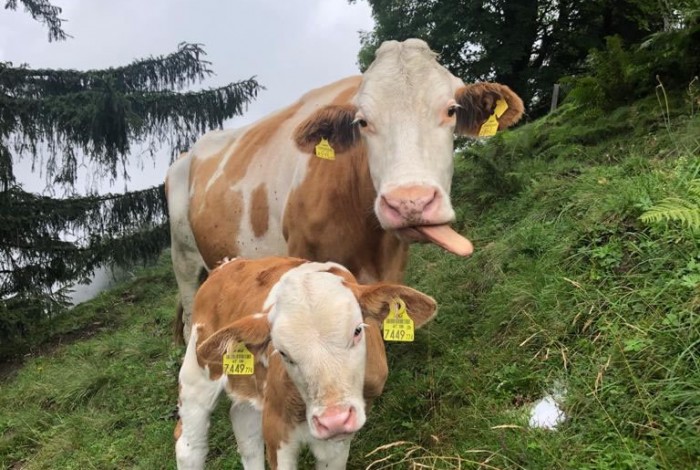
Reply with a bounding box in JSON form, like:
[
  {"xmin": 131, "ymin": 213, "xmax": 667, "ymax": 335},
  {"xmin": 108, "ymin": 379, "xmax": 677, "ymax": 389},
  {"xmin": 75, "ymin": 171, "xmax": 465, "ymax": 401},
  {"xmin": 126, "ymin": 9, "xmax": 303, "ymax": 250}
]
[
  {"xmin": 166, "ymin": 38, "xmax": 524, "ymax": 343},
  {"xmin": 175, "ymin": 256, "xmax": 437, "ymax": 469}
]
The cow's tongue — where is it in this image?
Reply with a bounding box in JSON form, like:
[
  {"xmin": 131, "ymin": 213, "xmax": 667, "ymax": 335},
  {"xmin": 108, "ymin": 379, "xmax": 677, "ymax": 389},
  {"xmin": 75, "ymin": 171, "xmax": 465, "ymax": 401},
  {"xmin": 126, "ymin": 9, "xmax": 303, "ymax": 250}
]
[{"xmin": 415, "ymin": 224, "xmax": 474, "ymax": 257}]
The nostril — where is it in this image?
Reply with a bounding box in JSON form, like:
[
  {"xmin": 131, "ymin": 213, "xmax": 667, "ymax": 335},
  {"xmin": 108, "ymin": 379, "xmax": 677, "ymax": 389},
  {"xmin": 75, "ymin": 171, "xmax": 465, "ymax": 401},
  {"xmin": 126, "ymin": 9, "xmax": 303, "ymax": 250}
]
[
  {"xmin": 421, "ymin": 189, "xmax": 437, "ymax": 210},
  {"xmin": 381, "ymin": 195, "xmax": 403, "ymax": 216},
  {"xmin": 421, "ymin": 189, "xmax": 438, "ymax": 213},
  {"xmin": 345, "ymin": 406, "xmax": 356, "ymax": 426}
]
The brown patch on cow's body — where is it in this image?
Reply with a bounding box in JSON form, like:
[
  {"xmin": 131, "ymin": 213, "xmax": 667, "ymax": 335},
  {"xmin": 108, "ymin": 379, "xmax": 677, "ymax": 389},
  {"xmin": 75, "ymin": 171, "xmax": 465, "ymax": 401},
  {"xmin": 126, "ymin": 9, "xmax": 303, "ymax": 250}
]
[
  {"xmin": 174, "ymin": 419, "xmax": 182, "ymax": 440},
  {"xmin": 284, "ymin": 135, "xmax": 409, "ymax": 285},
  {"xmin": 191, "ymin": 189, "xmax": 244, "ymax": 268},
  {"xmin": 250, "ymin": 183, "xmax": 270, "ymax": 238}
]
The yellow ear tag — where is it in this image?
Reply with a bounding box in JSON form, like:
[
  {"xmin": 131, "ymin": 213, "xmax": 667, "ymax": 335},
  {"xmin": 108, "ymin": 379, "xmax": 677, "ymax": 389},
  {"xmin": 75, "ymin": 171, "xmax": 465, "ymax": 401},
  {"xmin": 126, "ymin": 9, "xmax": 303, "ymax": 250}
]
[
  {"xmin": 315, "ymin": 137, "xmax": 335, "ymax": 161},
  {"xmin": 494, "ymin": 98, "xmax": 509, "ymax": 118},
  {"xmin": 383, "ymin": 297, "xmax": 414, "ymax": 342},
  {"xmin": 223, "ymin": 342, "xmax": 254, "ymax": 375},
  {"xmin": 478, "ymin": 99, "xmax": 509, "ymax": 137}
]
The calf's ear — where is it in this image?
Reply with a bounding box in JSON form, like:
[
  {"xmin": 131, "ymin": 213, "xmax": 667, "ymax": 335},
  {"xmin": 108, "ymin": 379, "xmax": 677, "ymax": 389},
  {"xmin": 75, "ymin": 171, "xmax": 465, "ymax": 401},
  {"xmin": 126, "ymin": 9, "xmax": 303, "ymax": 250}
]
[
  {"xmin": 358, "ymin": 284, "xmax": 437, "ymax": 329},
  {"xmin": 293, "ymin": 104, "xmax": 360, "ymax": 154},
  {"xmin": 454, "ymin": 82, "xmax": 524, "ymax": 136},
  {"xmin": 197, "ymin": 314, "xmax": 271, "ymax": 365}
]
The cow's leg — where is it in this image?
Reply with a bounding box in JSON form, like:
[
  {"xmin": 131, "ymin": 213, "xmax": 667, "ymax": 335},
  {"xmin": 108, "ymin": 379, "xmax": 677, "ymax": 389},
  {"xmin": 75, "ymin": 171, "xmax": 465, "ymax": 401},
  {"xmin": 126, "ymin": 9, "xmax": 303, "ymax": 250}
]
[
  {"xmin": 229, "ymin": 401, "xmax": 265, "ymax": 470},
  {"xmin": 309, "ymin": 438, "xmax": 351, "ymax": 470},
  {"xmin": 167, "ymin": 152, "xmax": 207, "ymax": 343},
  {"xmin": 172, "ymin": 244, "xmax": 206, "ymax": 342},
  {"xmin": 175, "ymin": 327, "xmax": 223, "ymax": 469},
  {"xmin": 274, "ymin": 437, "xmax": 302, "ymax": 470}
]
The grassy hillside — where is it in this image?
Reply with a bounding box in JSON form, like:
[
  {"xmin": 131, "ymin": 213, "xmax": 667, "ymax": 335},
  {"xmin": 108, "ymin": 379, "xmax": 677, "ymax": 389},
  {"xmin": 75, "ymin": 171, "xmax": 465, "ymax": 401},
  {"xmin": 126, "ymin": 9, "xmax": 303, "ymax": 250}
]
[{"xmin": 1, "ymin": 92, "xmax": 698, "ymax": 469}]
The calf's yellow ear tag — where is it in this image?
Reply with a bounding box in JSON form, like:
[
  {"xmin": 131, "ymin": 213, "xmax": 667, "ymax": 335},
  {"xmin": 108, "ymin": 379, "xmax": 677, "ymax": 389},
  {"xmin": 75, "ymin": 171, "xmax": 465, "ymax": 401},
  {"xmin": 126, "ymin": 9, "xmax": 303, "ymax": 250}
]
[
  {"xmin": 478, "ymin": 99, "xmax": 509, "ymax": 137},
  {"xmin": 315, "ymin": 137, "xmax": 335, "ymax": 160},
  {"xmin": 383, "ymin": 297, "xmax": 415, "ymax": 342},
  {"xmin": 223, "ymin": 342, "xmax": 254, "ymax": 376}
]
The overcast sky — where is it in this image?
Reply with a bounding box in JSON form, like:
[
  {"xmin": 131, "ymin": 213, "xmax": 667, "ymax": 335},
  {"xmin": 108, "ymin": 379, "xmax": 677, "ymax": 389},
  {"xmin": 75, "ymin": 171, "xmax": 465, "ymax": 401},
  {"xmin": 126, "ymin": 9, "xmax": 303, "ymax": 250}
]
[{"xmin": 0, "ymin": 0, "xmax": 374, "ymax": 193}]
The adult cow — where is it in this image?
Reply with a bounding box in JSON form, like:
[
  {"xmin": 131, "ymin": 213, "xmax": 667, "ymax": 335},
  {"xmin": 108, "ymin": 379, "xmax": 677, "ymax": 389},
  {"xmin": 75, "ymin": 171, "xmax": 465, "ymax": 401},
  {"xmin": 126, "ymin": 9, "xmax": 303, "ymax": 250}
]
[{"xmin": 166, "ymin": 38, "xmax": 524, "ymax": 342}]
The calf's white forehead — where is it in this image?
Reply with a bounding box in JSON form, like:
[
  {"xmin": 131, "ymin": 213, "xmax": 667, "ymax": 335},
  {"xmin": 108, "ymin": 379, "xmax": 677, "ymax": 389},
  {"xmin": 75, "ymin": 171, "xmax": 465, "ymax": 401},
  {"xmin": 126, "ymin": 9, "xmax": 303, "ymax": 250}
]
[
  {"xmin": 264, "ymin": 261, "xmax": 349, "ymax": 315},
  {"xmin": 265, "ymin": 264, "xmax": 363, "ymax": 349}
]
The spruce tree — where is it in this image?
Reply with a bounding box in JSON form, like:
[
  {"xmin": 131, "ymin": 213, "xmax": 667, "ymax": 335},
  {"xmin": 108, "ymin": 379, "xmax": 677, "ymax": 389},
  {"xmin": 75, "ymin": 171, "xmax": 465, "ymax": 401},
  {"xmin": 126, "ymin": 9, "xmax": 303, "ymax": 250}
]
[{"xmin": 1, "ymin": 0, "xmax": 262, "ymax": 355}]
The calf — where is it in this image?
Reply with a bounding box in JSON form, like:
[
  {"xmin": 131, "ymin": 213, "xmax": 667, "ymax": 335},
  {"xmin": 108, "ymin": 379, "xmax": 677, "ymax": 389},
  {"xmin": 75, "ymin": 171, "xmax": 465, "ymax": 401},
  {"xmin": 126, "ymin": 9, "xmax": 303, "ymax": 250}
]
[{"xmin": 175, "ymin": 256, "xmax": 437, "ymax": 469}]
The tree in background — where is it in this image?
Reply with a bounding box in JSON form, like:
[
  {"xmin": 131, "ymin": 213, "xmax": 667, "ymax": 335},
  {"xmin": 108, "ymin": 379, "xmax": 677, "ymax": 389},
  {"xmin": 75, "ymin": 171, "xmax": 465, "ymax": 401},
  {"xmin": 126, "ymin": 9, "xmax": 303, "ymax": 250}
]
[
  {"xmin": 1, "ymin": 0, "xmax": 262, "ymax": 354},
  {"xmin": 350, "ymin": 0, "xmax": 693, "ymax": 116}
]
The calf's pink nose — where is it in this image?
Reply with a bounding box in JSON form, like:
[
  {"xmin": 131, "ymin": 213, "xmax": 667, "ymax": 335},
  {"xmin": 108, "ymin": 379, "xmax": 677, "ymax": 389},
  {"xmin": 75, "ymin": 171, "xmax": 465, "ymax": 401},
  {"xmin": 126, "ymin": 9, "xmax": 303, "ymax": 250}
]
[
  {"xmin": 380, "ymin": 186, "xmax": 439, "ymax": 224},
  {"xmin": 312, "ymin": 405, "xmax": 359, "ymax": 438}
]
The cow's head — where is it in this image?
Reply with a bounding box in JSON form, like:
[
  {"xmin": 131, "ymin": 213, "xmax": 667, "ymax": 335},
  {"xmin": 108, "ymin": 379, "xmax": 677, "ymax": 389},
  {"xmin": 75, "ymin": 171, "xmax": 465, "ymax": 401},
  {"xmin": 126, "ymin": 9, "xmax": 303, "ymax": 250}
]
[
  {"xmin": 294, "ymin": 39, "xmax": 524, "ymax": 256},
  {"xmin": 197, "ymin": 262, "xmax": 436, "ymax": 440}
]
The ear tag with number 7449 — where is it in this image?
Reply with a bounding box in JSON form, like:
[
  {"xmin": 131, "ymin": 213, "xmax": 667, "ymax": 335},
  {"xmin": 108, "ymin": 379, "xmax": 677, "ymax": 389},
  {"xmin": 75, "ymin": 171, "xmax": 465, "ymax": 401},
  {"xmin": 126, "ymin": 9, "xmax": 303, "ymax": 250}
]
[
  {"xmin": 223, "ymin": 342, "xmax": 254, "ymax": 375},
  {"xmin": 383, "ymin": 297, "xmax": 414, "ymax": 342}
]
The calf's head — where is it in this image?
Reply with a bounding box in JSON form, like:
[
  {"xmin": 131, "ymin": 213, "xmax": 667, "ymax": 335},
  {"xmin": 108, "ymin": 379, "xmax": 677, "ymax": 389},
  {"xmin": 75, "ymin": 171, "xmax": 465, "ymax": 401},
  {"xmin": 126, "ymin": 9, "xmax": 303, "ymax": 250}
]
[
  {"xmin": 294, "ymin": 38, "xmax": 524, "ymax": 256},
  {"xmin": 198, "ymin": 263, "xmax": 437, "ymax": 440}
]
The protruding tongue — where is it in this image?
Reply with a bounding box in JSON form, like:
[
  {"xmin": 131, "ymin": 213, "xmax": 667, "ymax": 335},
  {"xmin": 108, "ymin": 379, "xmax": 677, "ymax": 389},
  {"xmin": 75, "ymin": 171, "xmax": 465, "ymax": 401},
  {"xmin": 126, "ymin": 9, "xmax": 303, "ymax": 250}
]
[{"xmin": 415, "ymin": 225, "xmax": 474, "ymax": 256}]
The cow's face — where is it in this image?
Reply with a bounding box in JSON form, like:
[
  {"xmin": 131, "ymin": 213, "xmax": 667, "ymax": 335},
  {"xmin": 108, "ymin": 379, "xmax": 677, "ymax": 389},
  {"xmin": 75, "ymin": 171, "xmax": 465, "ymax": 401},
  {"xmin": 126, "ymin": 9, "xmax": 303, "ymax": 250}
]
[
  {"xmin": 197, "ymin": 262, "xmax": 437, "ymax": 440},
  {"xmin": 294, "ymin": 39, "xmax": 524, "ymax": 256}
]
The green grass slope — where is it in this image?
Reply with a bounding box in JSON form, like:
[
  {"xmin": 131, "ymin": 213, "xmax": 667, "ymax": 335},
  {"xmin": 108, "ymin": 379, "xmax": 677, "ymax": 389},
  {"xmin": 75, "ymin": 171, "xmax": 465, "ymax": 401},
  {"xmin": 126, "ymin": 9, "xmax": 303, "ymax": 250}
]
[{"xmin": 1, "ymin": 93, "xmax": 698, "ymax": 469}]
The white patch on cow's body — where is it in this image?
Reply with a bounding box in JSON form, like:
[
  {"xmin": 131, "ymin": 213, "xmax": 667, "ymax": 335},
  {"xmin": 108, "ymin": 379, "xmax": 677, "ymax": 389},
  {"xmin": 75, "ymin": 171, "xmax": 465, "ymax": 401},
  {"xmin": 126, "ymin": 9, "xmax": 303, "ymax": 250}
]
[
  {"xmin": 191, "ymin": 128, "xmax": 239, "ymax": 160},
  {"xmin": 167, "ymin": 154, "xmax": 207, "ymax": 342},
  {"xmin": 176, "ymin": 326, "xmax": 227, "ymax": 469}
]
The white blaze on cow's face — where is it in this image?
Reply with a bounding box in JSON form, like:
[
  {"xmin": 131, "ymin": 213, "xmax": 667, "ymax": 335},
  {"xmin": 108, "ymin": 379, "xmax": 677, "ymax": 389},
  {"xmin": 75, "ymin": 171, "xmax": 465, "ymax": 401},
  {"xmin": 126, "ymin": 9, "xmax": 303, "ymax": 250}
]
[
  {"xmin": 354, "ymin": 39, "xmax": 463, "ymax": 231},
  {"xmin": 267, "ymin": 269, "xmax": 368, "ymax": 440}
]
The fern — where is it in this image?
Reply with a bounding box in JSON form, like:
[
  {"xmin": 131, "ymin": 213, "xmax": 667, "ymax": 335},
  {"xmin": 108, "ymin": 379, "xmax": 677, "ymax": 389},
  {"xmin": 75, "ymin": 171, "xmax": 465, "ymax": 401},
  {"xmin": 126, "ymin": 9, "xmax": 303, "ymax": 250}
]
[{"xmin": 640, "ymin": 179, "xmax": 700, "ymax": 230}]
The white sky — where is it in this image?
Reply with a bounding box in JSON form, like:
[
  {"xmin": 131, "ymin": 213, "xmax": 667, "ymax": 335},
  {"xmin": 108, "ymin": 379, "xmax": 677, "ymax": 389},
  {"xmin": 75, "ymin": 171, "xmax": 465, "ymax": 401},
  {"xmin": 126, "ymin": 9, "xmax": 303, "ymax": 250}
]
[{"xmin": 0, "ymin": 0, "xmax": 374, "ymax": 193}]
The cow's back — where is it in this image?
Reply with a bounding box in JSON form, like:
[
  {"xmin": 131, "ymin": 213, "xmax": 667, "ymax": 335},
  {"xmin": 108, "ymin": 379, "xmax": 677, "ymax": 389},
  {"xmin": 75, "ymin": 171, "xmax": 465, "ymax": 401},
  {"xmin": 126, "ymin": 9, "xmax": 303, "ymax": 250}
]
[{"xmin": 192, "ymin": 257, "xmax": 307, "ymax": 341}]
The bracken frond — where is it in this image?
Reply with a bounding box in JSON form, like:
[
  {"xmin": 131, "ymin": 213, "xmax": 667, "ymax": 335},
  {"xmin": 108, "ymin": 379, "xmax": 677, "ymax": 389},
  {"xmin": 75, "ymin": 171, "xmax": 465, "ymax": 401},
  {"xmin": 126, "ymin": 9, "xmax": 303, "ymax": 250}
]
[{"xmin": 640, "ymin": 195, "xmax": 700, "ymax": 230}]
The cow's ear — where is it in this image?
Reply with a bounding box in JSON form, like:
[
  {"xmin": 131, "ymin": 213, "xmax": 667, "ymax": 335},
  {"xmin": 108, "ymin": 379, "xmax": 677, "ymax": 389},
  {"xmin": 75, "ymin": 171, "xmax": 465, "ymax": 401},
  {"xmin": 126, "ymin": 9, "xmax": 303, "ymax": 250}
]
[
  {"xmin": 358, "ymin": 284, "xmax": 437, "ymax": 330},
  {"xmin": 293, "ymin": 104, "xmax": 360, "ymax": 154},
  {"xmin": 454, "ymin": 82, "xmax": 524, "ymax": 136},
  {"xmin": 197, "ymin": 314, "xmax": 271, "ymax": 365}
]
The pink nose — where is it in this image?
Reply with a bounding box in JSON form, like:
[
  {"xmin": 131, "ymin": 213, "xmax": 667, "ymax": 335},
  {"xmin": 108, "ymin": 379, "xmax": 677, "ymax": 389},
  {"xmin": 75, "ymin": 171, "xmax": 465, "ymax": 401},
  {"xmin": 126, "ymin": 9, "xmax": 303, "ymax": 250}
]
[
  {"xmin": 380, "ymin": 185, "xmax": 440, "ymax": 226},
  {"xmin": 312, "ymin": 405, "xmax": 359, "ymax": 439}
]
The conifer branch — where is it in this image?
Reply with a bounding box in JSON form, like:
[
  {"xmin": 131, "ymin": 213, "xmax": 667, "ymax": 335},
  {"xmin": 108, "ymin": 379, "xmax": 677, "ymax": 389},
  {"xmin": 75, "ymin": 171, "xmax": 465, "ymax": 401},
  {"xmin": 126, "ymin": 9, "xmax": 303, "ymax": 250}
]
[{"xmin": 4, "ymin": 0, "xmax": 69, "ymax": 42}]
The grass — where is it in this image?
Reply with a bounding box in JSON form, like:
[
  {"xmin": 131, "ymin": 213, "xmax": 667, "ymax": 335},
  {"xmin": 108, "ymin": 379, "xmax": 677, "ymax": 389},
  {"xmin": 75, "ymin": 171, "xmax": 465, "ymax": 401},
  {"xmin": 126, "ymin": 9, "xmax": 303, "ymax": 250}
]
[{"xmin": 1, "ymin": 91, "xmax": 699, "ymax": 469}]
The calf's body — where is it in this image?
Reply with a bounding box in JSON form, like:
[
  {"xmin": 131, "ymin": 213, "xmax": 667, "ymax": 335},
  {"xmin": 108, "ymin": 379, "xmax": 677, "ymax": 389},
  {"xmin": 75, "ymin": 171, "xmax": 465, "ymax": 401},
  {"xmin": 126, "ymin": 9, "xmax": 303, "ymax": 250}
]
[{"xmin": 175, "ymin": 256, "xmax": 437, "ymax": 469}]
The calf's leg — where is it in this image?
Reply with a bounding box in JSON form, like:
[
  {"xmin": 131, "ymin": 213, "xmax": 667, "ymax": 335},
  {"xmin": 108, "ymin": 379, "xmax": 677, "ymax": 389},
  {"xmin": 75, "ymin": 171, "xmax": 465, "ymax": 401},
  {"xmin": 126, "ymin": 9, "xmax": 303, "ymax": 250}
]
[
  {"xmin": 175, "ymin": 327, "xmax": 224, "ymax": 469},
  {"xmin": 230, "ymin": 401, "xmax": 265, "ymax": 470}
]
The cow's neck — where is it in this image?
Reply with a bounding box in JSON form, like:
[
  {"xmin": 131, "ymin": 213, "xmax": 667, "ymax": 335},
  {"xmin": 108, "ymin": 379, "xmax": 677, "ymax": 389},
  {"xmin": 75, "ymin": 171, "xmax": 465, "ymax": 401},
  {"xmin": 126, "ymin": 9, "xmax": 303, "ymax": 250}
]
[{"xmin": 283, "ymin": 145, "xmax": 408, "ymax": 284}]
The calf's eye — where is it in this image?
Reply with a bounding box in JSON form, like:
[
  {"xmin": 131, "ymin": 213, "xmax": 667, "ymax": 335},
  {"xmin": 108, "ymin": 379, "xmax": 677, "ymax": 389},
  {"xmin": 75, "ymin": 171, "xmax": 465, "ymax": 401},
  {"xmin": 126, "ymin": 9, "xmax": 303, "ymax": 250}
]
[
  {"xmin": 354, "ymin": 326, "xmax": 363, "ymax": 337},
  {"xmin": 277, "ymin": 350, "xmax": 295, "ymax": 365},
  {"xmin": 447, "ymin": 106, "xmax": 458, "ymax": 118}
]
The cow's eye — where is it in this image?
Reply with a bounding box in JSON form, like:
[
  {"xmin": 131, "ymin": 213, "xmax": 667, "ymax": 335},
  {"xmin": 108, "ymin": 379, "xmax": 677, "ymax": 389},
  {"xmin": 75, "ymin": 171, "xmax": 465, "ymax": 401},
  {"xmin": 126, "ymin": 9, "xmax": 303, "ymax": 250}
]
[
  {"xmin": 354, "ymin": 326, "xmax": 363, "ymax": 337},
  {"xmin": 353, "ymin": 117, "xmax": 368, "ymax": 128},
  {"xmin": 447, "ymin": 105, "xmax": 459, "ymax": 118},
  {"xmin": 278, "ymin": 350, "xmax": 295, "ymax": 365}
]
